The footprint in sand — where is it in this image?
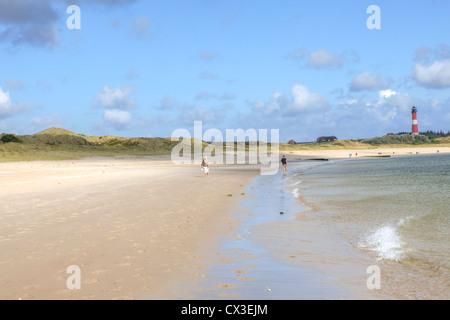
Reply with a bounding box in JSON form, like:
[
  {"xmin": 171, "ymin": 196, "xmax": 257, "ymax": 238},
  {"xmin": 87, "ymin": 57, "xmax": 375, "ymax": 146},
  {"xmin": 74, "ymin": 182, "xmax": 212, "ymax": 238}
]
[
  {"xmin": 91, "ymin": 270, "xmax": 108, "ymax": 275},
  {"xmin": 237, "ymin": 277, "xmax": 256, "ymax": 281},
  {"xmin": 84, "ymin": 278, "xmax": 100, "ymax": 284},
  {"xmin": 217, "ymin": 284, "xmax": 238, "ymax": 289},
  {"xmin": 23, "ymin": 285, "xmax": 41, "ymax": 290},
  {"xmin": 232, "ymin": 270, "xmax": 249, "ymax": 274},
  {"xmin": 118, "ymin": 262, "xmax": 133, "ymax": 267}
]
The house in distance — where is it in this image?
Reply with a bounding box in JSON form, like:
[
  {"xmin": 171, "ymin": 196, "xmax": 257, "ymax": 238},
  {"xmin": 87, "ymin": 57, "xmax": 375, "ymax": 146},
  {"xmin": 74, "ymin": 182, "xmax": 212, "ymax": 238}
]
[{"xmin": 316, "ymin": 136, "xmax": 338, "ymax": 143}]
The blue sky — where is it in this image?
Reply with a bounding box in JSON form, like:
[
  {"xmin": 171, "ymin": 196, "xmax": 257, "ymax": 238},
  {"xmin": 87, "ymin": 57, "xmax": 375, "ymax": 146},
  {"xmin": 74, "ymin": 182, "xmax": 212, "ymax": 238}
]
[{"xmin": 0, "ymin": 0, "xmax": 449, "ymax": 142}]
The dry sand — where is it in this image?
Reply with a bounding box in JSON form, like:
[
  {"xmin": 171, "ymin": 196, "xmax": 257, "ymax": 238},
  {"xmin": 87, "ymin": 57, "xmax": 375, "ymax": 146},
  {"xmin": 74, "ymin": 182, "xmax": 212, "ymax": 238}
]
[
  {"xmin": 286, "ymin": 146, "xmax": 450, "ymax": 160},
  {"xmin": 0, "ymin": 156, "xmax": 259, "ymax": 300}
]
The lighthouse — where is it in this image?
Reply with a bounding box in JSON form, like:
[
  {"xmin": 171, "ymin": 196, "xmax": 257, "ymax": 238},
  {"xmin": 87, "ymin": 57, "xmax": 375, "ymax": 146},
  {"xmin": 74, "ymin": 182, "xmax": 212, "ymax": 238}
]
[{"xmin": 411, "ymin": 106, "xmax": 419, "ymax": 135}]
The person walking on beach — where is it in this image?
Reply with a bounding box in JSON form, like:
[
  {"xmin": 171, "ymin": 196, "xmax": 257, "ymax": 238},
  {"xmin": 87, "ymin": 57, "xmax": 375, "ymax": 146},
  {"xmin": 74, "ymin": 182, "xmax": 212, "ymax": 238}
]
[
  {"xmin": 281, "ymin": 155, "xmax": 287, "ymax": 176},
  {"xmin": 201, "ymin": 156, "xmax": 209, "ymax": 177}
]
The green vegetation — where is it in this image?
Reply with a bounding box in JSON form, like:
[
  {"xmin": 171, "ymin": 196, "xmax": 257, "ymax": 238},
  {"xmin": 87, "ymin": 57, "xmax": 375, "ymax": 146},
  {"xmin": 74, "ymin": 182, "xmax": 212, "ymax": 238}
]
[
  {"xmin": 0, "ymin": 128, "xmax": 182, "ymax": 162},
  {"xmin": 279, "ymin": 139, "xmax": 374, "ymax": 151},
  {"xmin": 1, "ymin": 127, "xmax": 449, "ymax": 163},
  {"xmin": 281, "ymin": 132, "xmax": 450, "ymax": 151},
  {"xmin": 1, "ymin": 134, "xmax": 22, "ymax": 144},
  {"xmin": 362, "ymin": 134, "xmax": 432, "ymax": 145}
]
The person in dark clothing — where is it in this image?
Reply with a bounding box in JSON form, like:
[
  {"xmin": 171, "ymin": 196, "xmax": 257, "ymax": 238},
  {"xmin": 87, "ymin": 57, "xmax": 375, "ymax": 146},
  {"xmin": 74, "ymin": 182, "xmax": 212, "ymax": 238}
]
[{"xmin": 281, "ymin": 155, "xmax": 287, "ymax": 176}]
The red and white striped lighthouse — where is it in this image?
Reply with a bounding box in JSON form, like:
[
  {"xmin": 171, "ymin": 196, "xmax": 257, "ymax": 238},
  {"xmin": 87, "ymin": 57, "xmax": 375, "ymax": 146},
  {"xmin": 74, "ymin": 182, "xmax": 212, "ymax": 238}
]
[{"xmin": 411, "ymin": 106, "xmax": 419, "ymax": 135}]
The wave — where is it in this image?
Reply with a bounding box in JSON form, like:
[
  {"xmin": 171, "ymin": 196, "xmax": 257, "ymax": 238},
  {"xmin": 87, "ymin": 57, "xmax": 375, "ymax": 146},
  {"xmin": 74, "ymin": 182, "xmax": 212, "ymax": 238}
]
[
  {"xmin": 358, "ymin": 217, "xmax": 415, "ymax": 261},
  {"xmin": 292, "ymin": 188, "xmax": 300, "ymax": 199}
]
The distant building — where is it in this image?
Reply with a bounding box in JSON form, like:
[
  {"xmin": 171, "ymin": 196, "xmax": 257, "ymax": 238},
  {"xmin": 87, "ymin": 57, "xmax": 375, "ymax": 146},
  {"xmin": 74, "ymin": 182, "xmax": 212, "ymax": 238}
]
[
  {"xmin": 287, "ymin": 140, "xmax": 297, "ymax": 145},
  {"xmin": 387, "ymin": 133, "xmax": 394, "ymax": 136},
  {"xmin": 317, "ymin": 136, "xmax": 337, "ymax": 143}
]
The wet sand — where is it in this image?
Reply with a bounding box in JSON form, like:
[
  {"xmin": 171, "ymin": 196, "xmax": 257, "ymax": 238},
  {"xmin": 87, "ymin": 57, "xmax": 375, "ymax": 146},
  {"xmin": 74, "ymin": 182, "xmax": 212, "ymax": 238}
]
[{"xmin": 182, "ymin": 162, "xmax": 385, "ymax": 300}]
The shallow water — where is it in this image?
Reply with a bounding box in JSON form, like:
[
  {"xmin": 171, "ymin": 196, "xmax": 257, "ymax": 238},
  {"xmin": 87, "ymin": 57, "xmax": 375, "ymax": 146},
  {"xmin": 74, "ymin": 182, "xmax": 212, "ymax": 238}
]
[
  {"xmin": 296, "ymin": 154, "xmax": 450, "ymax": 299},
  {"xmin": 191, "ymin": 162, "xmax": 372, "ymax": 300},
  {"xmin": 177, "ymin": 154, "xmax": 449, "ymax": 299}
]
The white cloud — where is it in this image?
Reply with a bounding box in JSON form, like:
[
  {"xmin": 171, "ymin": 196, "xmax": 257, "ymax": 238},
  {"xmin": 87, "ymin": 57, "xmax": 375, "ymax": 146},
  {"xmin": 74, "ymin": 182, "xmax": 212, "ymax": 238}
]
[
  {"xmin": 350, "ymin": 72, "xmax": 384, "ymax": 91},
  {"xmin": 0, "ymin": 86, "xmax": 25, "ymax": 118},
  {"xmin": 103, "ymin": 109, "xmax": 132, "ymax": 129},
  {"xmin": 308, "ymin": 49, "xmax": 342, "ymax": 69},
  {"xmin": 251, "ymin": 83, "xmax": 328, "ymax": 116},
  {"xmin": 414, "ymin": 45, "xmax": 450, "ymax": 62},
  {"xmin": 94, "ymin": 86, "xmax": 137, "ymax": 109},
  {"xmin": 412, "ymin": 60, "xmax": 450, "ymax": 88},
  {"xmin": 290, "ymin": 48, "xmax": 343, "ymax": 70},
  {"xmin": 290, "ymin": 83, "xmax": 329, "ymax": 112},
  {"xmin": 378, "ymin": 89, "xmax": 398, "ymax": 100}
]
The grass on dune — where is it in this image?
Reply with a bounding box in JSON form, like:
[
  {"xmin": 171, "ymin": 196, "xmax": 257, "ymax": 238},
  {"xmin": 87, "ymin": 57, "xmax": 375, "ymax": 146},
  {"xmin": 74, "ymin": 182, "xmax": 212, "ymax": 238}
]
[{"xmin": 1, "ymin": 128, "xmax": 449, "ymax": 163}]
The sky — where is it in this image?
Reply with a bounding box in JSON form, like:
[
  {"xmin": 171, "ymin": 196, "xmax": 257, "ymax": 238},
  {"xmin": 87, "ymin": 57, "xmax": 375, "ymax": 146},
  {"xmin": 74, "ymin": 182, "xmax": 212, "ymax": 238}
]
[{"xmin": 0, "ymin": 0, "xmax": 449, "ymax": 142}]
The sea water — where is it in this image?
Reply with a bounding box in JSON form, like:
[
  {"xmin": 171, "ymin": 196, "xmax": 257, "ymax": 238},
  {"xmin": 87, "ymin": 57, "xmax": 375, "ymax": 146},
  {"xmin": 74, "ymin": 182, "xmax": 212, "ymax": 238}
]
[
  {"xmin": 295, "ymin": 154, "xmax": 449, "ymax": 299},
  {"xmin": 186, "ymin": 154, "xmax": 448, "ymax": 299}
]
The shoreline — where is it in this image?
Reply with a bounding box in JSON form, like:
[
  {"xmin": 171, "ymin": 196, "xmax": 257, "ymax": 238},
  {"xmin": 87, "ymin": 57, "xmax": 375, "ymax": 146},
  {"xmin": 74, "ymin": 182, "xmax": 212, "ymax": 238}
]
[
  {"xmin": 182, "ymin": 161, "xmax": 381, "ymax": 300},
  {"xmin": 0, "ymin": 157, "xmax": 260, "ymax": 300},
  {"xmin": 2, "ymin": 152, "xmax": 447, "ymax": 300},
  {"xmin": 286, "ymin": 146, "xmax": 450, "ymax": 160}
]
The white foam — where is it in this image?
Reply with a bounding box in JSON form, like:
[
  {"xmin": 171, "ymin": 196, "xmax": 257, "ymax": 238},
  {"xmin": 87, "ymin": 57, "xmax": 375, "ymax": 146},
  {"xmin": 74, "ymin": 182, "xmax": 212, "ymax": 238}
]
[
  {"xmin": 292, "ymin": 188, "xmax": 300, "ymax": 199},
  {"xmin": 359, "ymin": 225, "xmax": 407, "ymax": 261}
]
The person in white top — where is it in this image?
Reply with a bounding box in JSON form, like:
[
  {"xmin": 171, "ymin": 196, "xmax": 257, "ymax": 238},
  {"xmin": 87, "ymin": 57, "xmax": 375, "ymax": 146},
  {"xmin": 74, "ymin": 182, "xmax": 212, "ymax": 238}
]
[{"xmin": 201, "ymin": 156, "xmax": 209, "ymax": 176}]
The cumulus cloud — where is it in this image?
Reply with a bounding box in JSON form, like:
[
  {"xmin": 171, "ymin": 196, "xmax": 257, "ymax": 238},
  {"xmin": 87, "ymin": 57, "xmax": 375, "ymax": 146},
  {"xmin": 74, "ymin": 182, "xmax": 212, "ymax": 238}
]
[
  {"xmin": 94, "ymin": 86, "xmax": 138, "ymax": 110},
  {"xmin": 0, "ymin": 86, "xmax": 26, "ymax": 118},
  {"xmin": 251, "ymin": 83, "xmax": 329, "ymax": 116},
  {"xmin": 0, "ymin": 0, "xmax": 140, "ymax": 48},
  {"xmin": 103, "ymin": 109, "xmax": 132, "ymax": 130},
  {"xmin": 290, "ymin": 84, "xmax": 329, "ymax": 112},
  {"xmin": 412, "ymin": 60, "xmax": 450, "ymax": 88},
  {"xmin": 350, "ymin": 72, "xmax": 384, "ymax": 91},
  {"xmin": 414, "ymin": 45, "xmax": 450, "ymax": 62},
  {"xmin": 0, "ymin": 0, "xmax": 59, "ymax": 47},
  {"xmin": 290, "ymin": 48, "xmax": 343, "ymax": 70},
  {"xmin": 308, "ymin": 49, "xmax": 342, "ymax": 69}
]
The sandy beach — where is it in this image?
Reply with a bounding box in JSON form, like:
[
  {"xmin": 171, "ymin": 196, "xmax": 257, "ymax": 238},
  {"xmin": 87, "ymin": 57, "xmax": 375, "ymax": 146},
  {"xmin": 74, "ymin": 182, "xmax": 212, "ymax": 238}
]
[
  {"xmin": 287, "ymin": 146, "xmax": 450, "ymax": 160},
  {"xmin": 1, "ymin": 146, "xmax": 449, "ymax": 300},
  {"xmin": 0, "ymin": 156, "xmax": 259, "ymax": 300}
]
